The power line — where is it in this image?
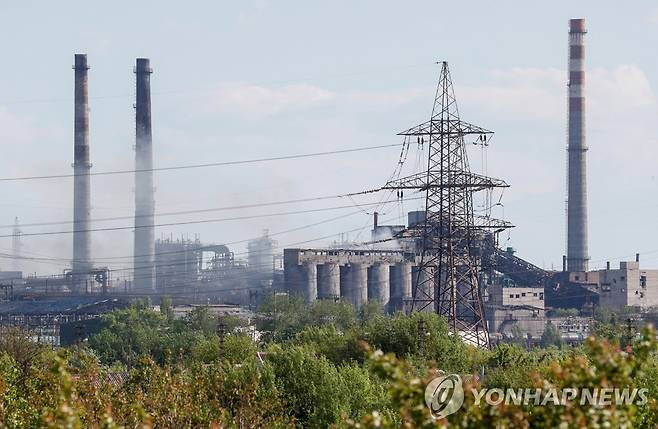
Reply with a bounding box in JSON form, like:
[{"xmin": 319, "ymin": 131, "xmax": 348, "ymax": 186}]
[
  {"xmin": 0, "ymin": 143, "xmax": 401, "ymax": 182},
  {"xmin": 0, "ymin": 200, "xmax": 399, "ymax": 239},
  {"xmin": 0, "ymin": 193, "xmax": 377, "ymax": 229},
  {"xmin": 0, "ymin": 62, "xmax": 434, "ymax": 107},
  {"xmin": 0, "ymin": 198, "xmax": 415, "ymax": 267},
  {"xmin": 0, "ymin": 210, "xmax": 406, "ymax": 281},
  {"xmin": 0, "ymin": 209, "xmax": 362, "ymax": 265}
]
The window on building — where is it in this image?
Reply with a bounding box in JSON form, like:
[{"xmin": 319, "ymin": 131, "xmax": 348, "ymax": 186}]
[
  {"xmin": 509, "ymin": 294, "xmax": 514, "ymax": 299},
  {"xmin": 521, "ymin": 292, "xmax": 526, "ymax": 297},
  {"xmin": 515, "ymin": 294, "xmax": 520, "ymax": 298},
  {"xmin": 539, "ymin": 293, "xmax": 544, "ymax": 300},
  {"xmin": 533, "ymin": 293, "xmax": 538, "ymax": 297},
  {"xmin": 641, "ymin": 275, "xmax": 647, "ymax": 287}
]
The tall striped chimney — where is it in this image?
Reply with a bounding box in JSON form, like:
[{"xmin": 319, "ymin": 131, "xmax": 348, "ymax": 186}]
[
  {"xmin": 133, "ymin": 58, "xmax": 156, "ymax": 291},
  {"xmin": 566, "ymin": 19, "xmax": 589, "ymax": 272},
  {"xmin": 72, "ymin": 53, "xmax": 92, "ymax": 289}
]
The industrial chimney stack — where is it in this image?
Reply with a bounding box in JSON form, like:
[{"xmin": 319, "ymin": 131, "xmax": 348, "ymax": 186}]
[
  {"xmin": 72, "ymin": 53, "xmax": 92, "ymax": 288},
  {"xmin": 566, "ymin": 19, "xmax": 589, "ymax": 272},
  {"xmin": 133, "ymin": 58, "xmax": 156, "ymax": 291}
]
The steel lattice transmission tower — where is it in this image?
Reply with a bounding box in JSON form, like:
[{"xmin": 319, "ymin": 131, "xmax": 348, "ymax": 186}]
[{"xmin": 382, "ymin": 62, "xmax": 511, "ymax": 348}]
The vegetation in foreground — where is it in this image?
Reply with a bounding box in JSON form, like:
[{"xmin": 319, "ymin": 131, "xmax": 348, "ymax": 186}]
[{"xmin": 0, "ymin": 296, "xmax": 655, "ymax": 428}]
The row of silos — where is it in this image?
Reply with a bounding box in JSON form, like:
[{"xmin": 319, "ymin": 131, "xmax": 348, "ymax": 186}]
[{"xmin": 284, "ymin": 249, "xmax": 436, "ymax": 312}]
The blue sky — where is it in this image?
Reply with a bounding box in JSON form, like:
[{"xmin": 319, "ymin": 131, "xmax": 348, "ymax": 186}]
[{"xmin": 0, "ymin": 1, "xmax": 657, "ymax": 277}]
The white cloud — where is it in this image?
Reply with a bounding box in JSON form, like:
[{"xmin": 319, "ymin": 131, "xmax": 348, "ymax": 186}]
[
  {"xmin": 457, "ymin": 67, "xmax": 564, "ymax": 121},
  {"xmin": 199, "ymin": 82, "xmax": 428, "ymax": 118},
  {"xmin": 589, "ymin": 65, "xmax": 656, "ymax": 113},
  {"xmin": 343, "ymin": 87, "xmax": 426, "ymax": 109},
  {"xmin": 456, "ymin": 64, "xmax": 656, "ymax": 122},
  {"xmin": 648, "ymin": 7, "xmax": 658, "ymax": 25}
]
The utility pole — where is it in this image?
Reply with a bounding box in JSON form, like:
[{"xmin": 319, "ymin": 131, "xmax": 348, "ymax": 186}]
[
  {"xmin": 417, "ymin": 317, "xmax": 426, "ymax": 354},
  {"xmin": 217, "ymin": 319, "xmax": 226, "ymax": 360}
]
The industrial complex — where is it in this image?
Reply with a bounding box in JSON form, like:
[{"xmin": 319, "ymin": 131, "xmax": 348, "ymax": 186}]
[{"xmin": 0, "ymin": 18, "xmax": 655, "ymax": 348}]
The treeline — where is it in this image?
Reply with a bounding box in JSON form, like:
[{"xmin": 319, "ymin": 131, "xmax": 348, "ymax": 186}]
[{"xmin": 0, "ymin": 297, "xmax": 655, "ymax": 428}]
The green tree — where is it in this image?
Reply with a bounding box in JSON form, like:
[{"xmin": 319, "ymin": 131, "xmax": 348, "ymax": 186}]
[{"xmin": 540, "ymin": 321, "xmax": 563, "ymax": 348}]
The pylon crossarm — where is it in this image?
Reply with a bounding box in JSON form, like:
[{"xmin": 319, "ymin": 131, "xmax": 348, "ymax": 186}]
[
  {"xmin": 381, "ymin": 171, "xmax": 509, "ymax": 191},
  {"xmin": 397, "ymin": 119, "xmax": 493, "ymax": 137}
]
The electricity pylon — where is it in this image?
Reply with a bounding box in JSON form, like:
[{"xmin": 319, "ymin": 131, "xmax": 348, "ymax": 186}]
[{"xmin": 382, "ymin": 62, "xmax": 511, "ymax": 348}]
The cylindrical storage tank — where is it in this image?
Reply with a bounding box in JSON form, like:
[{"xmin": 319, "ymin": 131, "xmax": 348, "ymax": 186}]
[
  {"xmin": 284, "ymin": 263, "xmax": 304, "ymax": 297},
  {"xmin": 301, "ymin": 262, "xmax": 317, "ymax": 304},
  {"xmin": 342, "ymin": 264, "xmax": 368, "ymax": 308},
  {"xmin": 284, "ymin": 262, "xmax": 317, "ymax": 303},
  {"xmin": 390, "ymin": 262, "xmax": 412, "ymax": 312},
  {"xmin": 317, "ymin": 262, "xmax": 340, "ymax": 300},
  {"xmin": 368, "ymin": 263, "xmax": 390, "ymax": 308}
]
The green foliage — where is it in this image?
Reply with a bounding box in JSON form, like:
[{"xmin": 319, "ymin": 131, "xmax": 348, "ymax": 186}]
[
  {"xmin": 0, "ymin": 301, "xmax": 656, "ymax": 427},
  {"xmin": 292, "ymin": 324, "xmax": 362, "ymax": 364},
  {"xmin": 257, "ymin": 294, "xmax": 358, "ymax": 342},
  {"xmin": 88, "ymin": 306, "xmax": 168, "ymax": 365},
  {"xmin": 540, "ymin": 321, "xmax": 563, "ymax": 348},
  {"xmin": 348, "ymin": 326, "xmax": 658, "ymax": 429},
  {"xmin": 363, "ymin": 311, "xmax": 480, "ymax": 374},
  {"xmin": 159, "ymin": 295, "xmax": 174, "ymax": 322},
  {"xmin": 267, "ymin": 344, "xmax": 348, "ymax": 427},
  {"xmin": 266, "ymin": 344, "xmax": 391, "ymax": 428},
  {"xmin": 549, "ymin": 307, "xmax": 580, "ymax": 317}
]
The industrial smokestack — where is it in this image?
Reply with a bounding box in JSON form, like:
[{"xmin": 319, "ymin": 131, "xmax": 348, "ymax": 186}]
[
  {"xmin": 12, "ymin": 217, "xmax": 22, "ymax": 272},
  {"xmin": 566, "ymin": 18, "xmax": 589, "ymax": 272},
  {"xmin": 72, "ymin": 53, "xmax": 92, "ymax": 289},
  {"xmin": 134, "ymin": 58, "xmax": 155, "ymax": 291}
]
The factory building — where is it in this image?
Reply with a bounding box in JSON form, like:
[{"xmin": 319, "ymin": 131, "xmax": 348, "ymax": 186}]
[
  {"xmin": 154, "ymin": 237, "xmax": 204, "ymax": 293},
  {"xmin": 283, "ymin": 248, "xmax": 416, "ymax": 311},
  {"xmin": 486, "ymin": 283, "xmax": 592, "ymax": 344},
  {"xmin": 580, "ymin": 259, "xmax": 658, "ymax": 309},
  {"xmin": 247, "ymin": 231, "xmax": 278, "ymax": 283},
  {"xmin": 486, "ymin": 284, "xmax": 546, "ymax": 340},
  {"xmin": 153, "ymin": 235, "xmax": 247, "ymax": 298},
  {"xmin": 489, "ymin": 285, "xmax": 545, "ymax": 308},
  {"xmin": 370, "ymin": 212, "xmax": 405, "ymax": 243}
]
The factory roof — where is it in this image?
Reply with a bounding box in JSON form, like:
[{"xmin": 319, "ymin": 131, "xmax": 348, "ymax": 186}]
[{"xmin": 0, "ymin": 296, "xmax": 128, "ymax": 315}]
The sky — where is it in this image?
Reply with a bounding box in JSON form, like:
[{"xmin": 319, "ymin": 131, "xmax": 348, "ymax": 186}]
[{"xmin": 0, "ymin": 0, "xmax": 657, "ymax": 278}]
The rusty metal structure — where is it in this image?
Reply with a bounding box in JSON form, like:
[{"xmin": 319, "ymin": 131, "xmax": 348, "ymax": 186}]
[
  {"xmin": 381, "ymin": 62, "xmax": 511, "ymax": 348},
  {"xmin": 72, "ymin": 54, "xmax": 93, "ymax": 290},
  {"xmin": 134, "ymin": 58, "xmax": 156, "ymax": 292}
]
